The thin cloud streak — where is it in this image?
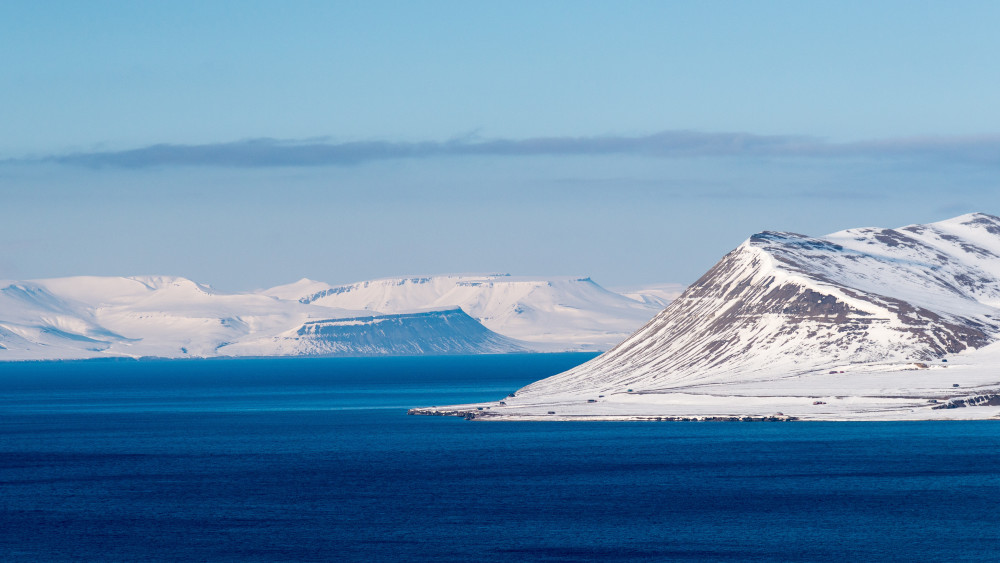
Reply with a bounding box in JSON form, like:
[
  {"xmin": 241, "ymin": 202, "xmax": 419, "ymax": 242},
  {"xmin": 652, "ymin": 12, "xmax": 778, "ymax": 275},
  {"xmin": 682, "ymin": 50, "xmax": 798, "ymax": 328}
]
[{"xmin": 18, "ymin": 131, "xmax": 1000, "ymax": 168}]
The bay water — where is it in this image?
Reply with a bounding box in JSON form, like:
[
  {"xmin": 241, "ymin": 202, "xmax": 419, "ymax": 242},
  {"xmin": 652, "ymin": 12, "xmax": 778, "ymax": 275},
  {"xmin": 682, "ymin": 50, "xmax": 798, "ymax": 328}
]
[{"xmin": 1, "ymin": 354, "xmax": 998, "ymax": 561}]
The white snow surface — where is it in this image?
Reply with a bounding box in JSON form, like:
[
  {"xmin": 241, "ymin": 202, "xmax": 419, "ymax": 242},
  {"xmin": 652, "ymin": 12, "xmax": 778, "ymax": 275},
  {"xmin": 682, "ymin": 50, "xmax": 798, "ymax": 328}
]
[
  {"xmin": 260, "ymin": 277, "xmax": 335, "ymax": 301},
  {"xmin": 415, "ymin": 213, "xmax": 1000, "ymax": 421},
  {"xmin": 287, "ymin": 274, "xmax": 663, "ymax": 350},
  {"xmin": 613, "ymin": 283, "xmax": 686, "ymax": 309},
  {"xmin": 0, "ymin": 275, "xmax": 367, "ymax": 360},
  {"xmin": 0, "ymin": 273, "xmax": 666, "ymax": 360}
]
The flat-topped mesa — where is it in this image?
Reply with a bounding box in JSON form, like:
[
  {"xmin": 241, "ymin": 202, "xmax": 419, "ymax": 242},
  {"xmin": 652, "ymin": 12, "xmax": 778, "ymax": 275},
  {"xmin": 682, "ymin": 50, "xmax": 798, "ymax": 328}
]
[
  {"xmin": 219, "ymin": 308, "xmax": 532, "ymax": 357},
  {"xmin": 281, "ymin": 273, "xmax": 663, "ymax": 350},
  {"xmin": 516, "ymin": 215, "xmax": 1000, "ymax": 399}
]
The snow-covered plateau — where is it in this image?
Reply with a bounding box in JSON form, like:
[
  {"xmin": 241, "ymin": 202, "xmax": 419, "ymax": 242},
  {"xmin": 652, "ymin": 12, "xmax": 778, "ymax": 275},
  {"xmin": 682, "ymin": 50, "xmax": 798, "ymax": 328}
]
[
  {"xmin": 412, "ymin": 213, "xmax": 1000, "ymax": 421},
  {"xmin": 0, "ymin": 274, "xmax": 665, "ymax": 361},
  {"xmin": 273, "ymin": 274, "xmax": 663, "ymax": 350}
]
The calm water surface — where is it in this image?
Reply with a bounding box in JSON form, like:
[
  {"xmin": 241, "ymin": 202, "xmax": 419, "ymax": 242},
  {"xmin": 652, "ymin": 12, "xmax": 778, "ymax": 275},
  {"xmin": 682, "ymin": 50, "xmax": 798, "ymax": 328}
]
[{"xmin": 1, "ymin": 354, "xmax": 998, "ymax": 562}]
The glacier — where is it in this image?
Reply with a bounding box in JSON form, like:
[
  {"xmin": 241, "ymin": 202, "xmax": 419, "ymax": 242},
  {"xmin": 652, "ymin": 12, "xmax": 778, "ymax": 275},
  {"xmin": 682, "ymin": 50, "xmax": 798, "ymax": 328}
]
[{"xmin": 412, "ymin": 213, "xmax": 1000, "ymax": 421}]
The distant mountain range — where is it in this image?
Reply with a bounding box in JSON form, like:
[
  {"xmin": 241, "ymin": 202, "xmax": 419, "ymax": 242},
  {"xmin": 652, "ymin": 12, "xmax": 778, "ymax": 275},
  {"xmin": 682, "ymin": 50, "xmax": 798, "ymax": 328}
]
[
  {"xmin": 268, "ymin": 274, "xmax": 663, "ymax": 350},
  {"xmin": 414, "ymin": 213, "xmax": 1000, "ymax": 421},
  {"xmin": 0, "ymin": 274, "xmax": 668, "ymax": 361}
]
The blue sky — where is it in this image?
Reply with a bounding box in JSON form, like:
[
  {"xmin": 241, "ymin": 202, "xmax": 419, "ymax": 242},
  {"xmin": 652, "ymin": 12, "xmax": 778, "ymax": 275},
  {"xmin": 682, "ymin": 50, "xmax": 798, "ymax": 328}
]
[{"xmin": 2, "ymin": 1, "xmax": 999, "ymax": 290}]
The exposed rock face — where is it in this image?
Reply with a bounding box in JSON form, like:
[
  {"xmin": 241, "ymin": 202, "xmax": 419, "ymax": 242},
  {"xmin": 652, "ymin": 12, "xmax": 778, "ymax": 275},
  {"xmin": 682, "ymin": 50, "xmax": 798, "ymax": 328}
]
[
  {"xmin": 287, "ymin": 309, "xmax": 529, "ymax": 356},
  {"xmin": 219, "ymin": 309, "xmax": 530, "ymax": 357},
  {"xmin": 279, "ymin": 274, "xmax": 662, "ymax": 350},
  {"xmin": 931, "ymin": 394, "xmax": 1000, "ymax": 409},
  {"xmin": 521, "ymin": 213, "xmax": 1000, "ymax": 395}
]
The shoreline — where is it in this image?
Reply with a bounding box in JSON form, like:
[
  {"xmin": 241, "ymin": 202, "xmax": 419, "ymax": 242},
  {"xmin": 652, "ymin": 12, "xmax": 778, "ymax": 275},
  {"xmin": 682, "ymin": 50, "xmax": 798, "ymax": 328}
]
[
  {"xmin": 408, "ymin": 408, "xmax": 800, "ymax": 421},
  {"xmin": 408, "ymin": 392, "xmax": 1000, "ymax": 422}
]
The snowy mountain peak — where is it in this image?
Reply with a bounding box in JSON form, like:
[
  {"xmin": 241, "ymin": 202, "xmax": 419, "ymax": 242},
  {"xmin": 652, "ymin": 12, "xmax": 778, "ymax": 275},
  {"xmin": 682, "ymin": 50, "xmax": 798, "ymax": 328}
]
[
  {"xmin": 410, "ymin": 213, "xmax": 1000, "ymax": 421},
  {"xmin": 516, "ymin": 213, "xmax": 1000, "ymax": 399}
]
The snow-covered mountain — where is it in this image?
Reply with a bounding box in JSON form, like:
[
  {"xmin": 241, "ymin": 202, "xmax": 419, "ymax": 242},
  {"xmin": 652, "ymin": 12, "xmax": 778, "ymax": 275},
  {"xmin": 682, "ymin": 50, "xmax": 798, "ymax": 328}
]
[
  {"xmin": 413, "ymin": 213, "xmax": 1000, "ymax": 421},
  {"xmin": 0, "ymin": 273, "xmax": 665, "ymax": 360},
  {"xmin": 0, "ymin": 276, "xmax": 365, "ymax": 360},
  {"xmin": 272, "ymin": 274, "xmax": 663, "ymax": 350},
  {"xmin": 220, "ymin": 309, "xmax": 530, "ymax": 357}
]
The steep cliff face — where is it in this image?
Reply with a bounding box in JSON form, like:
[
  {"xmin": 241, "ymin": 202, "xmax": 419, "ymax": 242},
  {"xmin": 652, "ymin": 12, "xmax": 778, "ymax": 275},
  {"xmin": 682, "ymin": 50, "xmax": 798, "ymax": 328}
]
[
  {"xmin": 519, "ymin": 213, "xmax": 1000, "ymax": 396},
  {"xmin": 279, "ymin": 274, "xmax": 662, "ymax": 350},
  {"xmin": 219, "ymin": 309, "xmax": 530, "ymax": 357}
]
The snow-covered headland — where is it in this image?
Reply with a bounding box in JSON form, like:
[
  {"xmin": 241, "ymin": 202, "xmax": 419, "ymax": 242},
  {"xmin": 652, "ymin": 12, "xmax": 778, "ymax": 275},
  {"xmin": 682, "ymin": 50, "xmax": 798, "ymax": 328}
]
[
  {"xmin": 412, "ymin": 213, "xmax": 1000, "ymax": 421},
  {"xmin": 0, "ymin": 274, "xmax": 665, "ymax": 361}
]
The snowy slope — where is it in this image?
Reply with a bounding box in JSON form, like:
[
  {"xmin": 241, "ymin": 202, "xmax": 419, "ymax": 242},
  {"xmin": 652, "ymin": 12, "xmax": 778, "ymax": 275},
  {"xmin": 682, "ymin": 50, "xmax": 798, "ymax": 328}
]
[
  {"xmin": 261, "ymin": 278, "xmax": 335, "ymax": 302},
  {"xmin": 414, "ymin": 213, "xmax": 1000, "ymax": 421},
  {"xmin": 287, "ymin": 274, "xmax": 662, "ymax": 350},
  {"xmin": 613, "ymin": 283, "xmax": 685, "ymax": 309},
  {"xmin": 3, "ymin": 276, "xmax": 509, "ymax": 360},
  {"xmin": 0, "ymin": 273, "xmax": 663, "ymax": 360},
  {"xmin": 0, "ymin": 279, "xmax": 128, "ymax": 360},
  {"xmin": 0, "ymin": 276, "xmax": 367, "ymax": 360}
]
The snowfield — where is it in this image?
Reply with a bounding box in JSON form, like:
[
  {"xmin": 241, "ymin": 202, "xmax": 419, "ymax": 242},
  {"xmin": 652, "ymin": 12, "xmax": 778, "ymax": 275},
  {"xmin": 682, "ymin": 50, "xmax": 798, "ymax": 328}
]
[
  {"xmin": 0, "ymin": 274, "xmax": 665, "ymax": 360},
  {"xmin": 412, "ymin": 213, "xmax": 1000, "ymax": 421},
  {"xmin": 282, "ymin": 274, "xmax": 663, "ymax": 350}
]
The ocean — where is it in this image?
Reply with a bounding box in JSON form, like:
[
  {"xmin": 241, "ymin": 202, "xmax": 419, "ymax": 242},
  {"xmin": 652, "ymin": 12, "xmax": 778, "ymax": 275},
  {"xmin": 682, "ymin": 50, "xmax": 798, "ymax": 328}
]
[{"xmin": 1, "ymin": 354, "xmax": 998, "ymax": 562}]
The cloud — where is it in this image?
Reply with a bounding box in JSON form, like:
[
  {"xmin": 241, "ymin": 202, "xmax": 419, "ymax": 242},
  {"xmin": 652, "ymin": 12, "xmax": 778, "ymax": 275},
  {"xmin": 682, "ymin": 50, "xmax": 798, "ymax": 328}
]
[{"xmin": 14, "ymin": 131, "xmax": 1000, "ymax": 169}]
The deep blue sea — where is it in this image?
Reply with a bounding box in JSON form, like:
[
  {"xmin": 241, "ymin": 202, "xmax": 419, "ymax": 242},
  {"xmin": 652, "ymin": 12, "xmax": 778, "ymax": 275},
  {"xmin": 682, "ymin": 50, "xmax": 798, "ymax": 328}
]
[{"xmin": 1, "ymin": 354, "xmax": 999, "ymax": 562}]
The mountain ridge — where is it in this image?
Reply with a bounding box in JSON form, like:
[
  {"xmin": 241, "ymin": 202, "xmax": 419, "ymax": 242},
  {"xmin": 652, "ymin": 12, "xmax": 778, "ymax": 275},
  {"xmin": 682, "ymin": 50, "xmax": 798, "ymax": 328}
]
[
  {"xmin": 276, "ymin": 274, "xmax": 662, "ymax": 350},
  {"xmin": 415, "ymin": 213, "xmax": 1000, "ymax": 421},
  {"xmin": 0, "ymin": 273, "xmax": 667, "ymax": 360}
]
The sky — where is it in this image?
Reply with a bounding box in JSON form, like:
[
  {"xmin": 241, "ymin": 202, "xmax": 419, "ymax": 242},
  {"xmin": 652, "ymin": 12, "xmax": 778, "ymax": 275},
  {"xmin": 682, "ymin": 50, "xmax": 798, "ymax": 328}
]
[{"xmin": 2, "ymin": 1, "xmax": 1000, "ymax": 291}]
